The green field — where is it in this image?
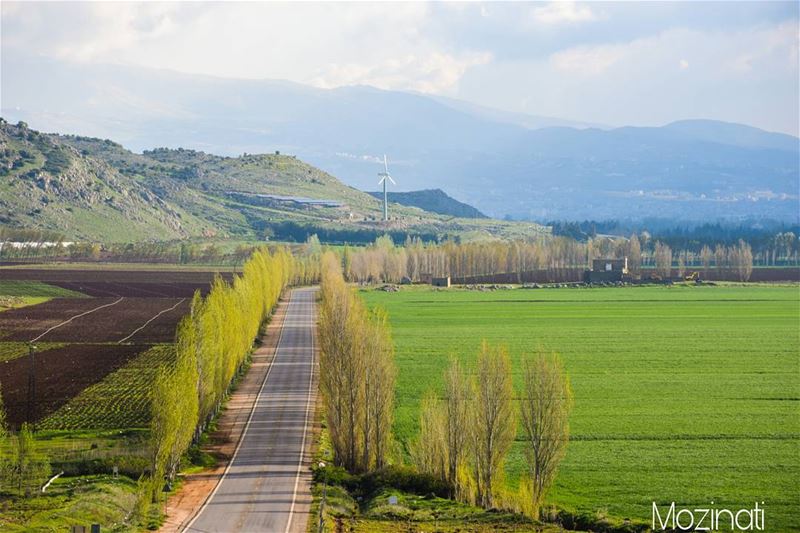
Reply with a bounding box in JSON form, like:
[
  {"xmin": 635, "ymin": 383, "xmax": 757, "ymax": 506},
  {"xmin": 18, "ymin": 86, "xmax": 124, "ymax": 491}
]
[
  {"xmin": 0, "ymin": 280, "xmax": 86, "ymax": 311},
  {"xmin": 361, "ymin": 284, "xmax": 800, "ymax": 530}
]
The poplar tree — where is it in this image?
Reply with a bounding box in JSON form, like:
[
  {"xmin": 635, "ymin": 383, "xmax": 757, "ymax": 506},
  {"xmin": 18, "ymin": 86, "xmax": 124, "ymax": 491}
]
[
  {"xmin": 470, "ymin": 341, "xmax": 515, "ymax": 509},
  {"xmin": 519, "ymin": 351, "xmax": 573, "ymax": 518},
  {"xmin": 443, "ymin": 357, "xmax": 470, "ymax": 496}
]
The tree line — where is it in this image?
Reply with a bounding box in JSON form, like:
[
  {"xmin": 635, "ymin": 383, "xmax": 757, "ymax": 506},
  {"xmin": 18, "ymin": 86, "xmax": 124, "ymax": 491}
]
[
  {"xmin": 319, "ymin": 249, "xmax": 574, "ymax": 519},
  {"xmin": 318, "ymin": 251, "xmax": 396, "ymax": 473},
  {"xmin": 413, "ymin": 343, "xmax": 573, "ymax": 519},
  {"xmin": 139, "ymin": 247, "xmax": 294, "ymax": 517},
  {"xmin": 341, "ymin": 233, "xmax": 759, "ymax": 283},
  {"xmin": 0, "ymin": 238, "xmax": 260, "ymax": 266},
  {"xmin": 549, "ymin": 219, "xmax": 799, "ymax": 266}
]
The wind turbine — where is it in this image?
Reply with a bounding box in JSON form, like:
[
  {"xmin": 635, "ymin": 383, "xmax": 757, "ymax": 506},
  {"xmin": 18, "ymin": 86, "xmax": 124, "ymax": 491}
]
[{"xmin": 378, "ymin": 154, "xmax": 396, "ymax": 221}]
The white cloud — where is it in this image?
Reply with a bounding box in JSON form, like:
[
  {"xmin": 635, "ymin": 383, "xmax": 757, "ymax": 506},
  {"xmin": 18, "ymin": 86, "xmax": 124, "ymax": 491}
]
[
  {"xmin": 531, "ymin": 2, "xmax": 598, "ymax": 25},
  {"xmin": 311, "ymin": 51, "xmax": 492, "ymax": 93},
  {"xmin": 550, "ymin": 44, "xmax": 626, "ymax": 75},
  {"xmin": 1, "ymin": 1, "xmax": 797, "ymax": 135},
  {"xmin": 461, "ymin": 22, "xmax": 799, "ymax": 134},
  {"xmin": 0, "ymin": 2, "xmax": 489, "ymax": 93}
]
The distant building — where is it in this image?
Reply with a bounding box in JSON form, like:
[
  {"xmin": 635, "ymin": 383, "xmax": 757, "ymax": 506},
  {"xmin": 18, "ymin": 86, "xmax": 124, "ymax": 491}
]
[
  {"xmin": 431, "ymin": 276, "xmax": 451, "ymax": 288},
  {"xmin": 584, "ymin": 258, "xmax": 629, "ymax": 283}
]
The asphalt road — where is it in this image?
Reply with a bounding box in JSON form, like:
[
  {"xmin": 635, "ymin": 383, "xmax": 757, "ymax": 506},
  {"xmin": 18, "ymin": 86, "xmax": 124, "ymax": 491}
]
[{"xmin": 185, "ymin": 287, "xmax": 316, "ymax": 533}]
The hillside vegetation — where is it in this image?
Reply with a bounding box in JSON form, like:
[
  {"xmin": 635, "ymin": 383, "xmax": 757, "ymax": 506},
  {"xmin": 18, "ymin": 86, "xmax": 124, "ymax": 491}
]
[{"xmin": 0, "ymin": 119, "xmax": 545, "ymax": 243}]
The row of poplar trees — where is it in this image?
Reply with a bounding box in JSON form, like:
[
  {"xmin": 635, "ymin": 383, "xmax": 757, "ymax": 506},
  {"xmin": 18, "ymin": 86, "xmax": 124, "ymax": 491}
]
[
  {"xmin": 141, "ymin": 247, "xmax": 294, "ymax": 511},
  {"xmin": 413, "ymin": 343, "xmax": 573, "ymax": 519},
  {"xmin": 318, "ymin": 252, "xmax": 396, "ymax": 473}
]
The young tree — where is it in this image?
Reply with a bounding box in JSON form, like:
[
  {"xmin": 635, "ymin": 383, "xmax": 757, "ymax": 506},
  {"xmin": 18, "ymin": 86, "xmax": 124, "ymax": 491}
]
[
  {"xmin": 412, "ymin": 391, "xmax": 448, "ymax": 481},
  {"xmin": 362, "ymin": 309, "xmax": 396, "ymax": 470},
  {"xmin": 470, "ymin": 341, "xmax": 516, "ymax": 509},
  {"xmin": 700, "ymin": 245, "xmax": 713, "ymax": 277},
  {"xmin": 654, "ymin": 241, "xmax": 672, "ymax": 278},
  {"xmin": 0, "ymin": 381, "xmax": 7, "ymax": 490},
  {"xmin": 627, "ymin": 234, "xmax": 642, "ymax": 278},
  {"xmin": 11, "ymin": 423, "xmax": 50, "ymax": 497},
  {"xmin": 519, "ymin": 351, "xmax": 573, "ymax": 519},
  {"xmin": 443, "ymin": 357, "xmax": 470, "ymax": 497},
  {"xmin": 734, "ymin": 240, "xmax": 754, "ymax": 282}
]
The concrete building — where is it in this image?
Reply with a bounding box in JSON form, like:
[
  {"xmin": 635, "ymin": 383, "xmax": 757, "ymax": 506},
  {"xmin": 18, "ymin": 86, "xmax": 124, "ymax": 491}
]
[{"xmin": 584, "ymin": 258, "xmax": 629, "ymax": 283}]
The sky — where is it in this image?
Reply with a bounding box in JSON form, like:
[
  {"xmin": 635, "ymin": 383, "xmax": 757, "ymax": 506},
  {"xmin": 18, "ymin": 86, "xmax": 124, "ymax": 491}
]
[{"xmin": 2, "ymin": 1, "xmax": 798, "ymax": 135}]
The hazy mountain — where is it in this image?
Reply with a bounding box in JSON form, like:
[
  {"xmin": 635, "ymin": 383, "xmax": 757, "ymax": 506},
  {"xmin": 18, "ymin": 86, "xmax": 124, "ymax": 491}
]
[
  {"xmin": 2, "ymin": 55, "xmax": 797, "ymax": 223},
  {"xmin": 427, "ymin": 94, "xmax": 609, "ymax": 130},
  {"xmin": 367, "ymin": 189, "xmax": 487, "ymax": 219}
]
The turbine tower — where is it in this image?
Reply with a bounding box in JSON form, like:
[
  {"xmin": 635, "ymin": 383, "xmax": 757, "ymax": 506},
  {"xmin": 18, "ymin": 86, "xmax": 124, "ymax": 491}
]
[{"xmin": 378, "ymin": 154, "xmax": 396, "ymax": 221}]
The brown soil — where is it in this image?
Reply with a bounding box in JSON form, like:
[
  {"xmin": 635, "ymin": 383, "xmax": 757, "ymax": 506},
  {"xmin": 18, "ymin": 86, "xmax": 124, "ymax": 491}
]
[
  {"xmin": 0, "ymin": 343, "xmax": 148, "ymax": 428},
  {"xmin": 0, "ymin": 297, "xmax": 189, "ymax": 343},
  {"xmin": 0, "ymin": 269, "xmax": 233, "ymax": 284},
  {"xmin": 50, "ymin": 281, "xmax": 214, "ymax": 298}
]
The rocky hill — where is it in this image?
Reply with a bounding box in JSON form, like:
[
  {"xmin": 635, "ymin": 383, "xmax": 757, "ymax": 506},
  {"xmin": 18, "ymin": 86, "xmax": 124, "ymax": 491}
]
[{"xmin": 0, "ymin": 120, "xmax": 545, "ymax": 242}]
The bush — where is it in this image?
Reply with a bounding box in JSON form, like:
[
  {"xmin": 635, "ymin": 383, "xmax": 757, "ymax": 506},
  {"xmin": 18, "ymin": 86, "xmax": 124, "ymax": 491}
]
[
  {"xmin": 314, "ymin": 464, "xmax": 450, "ymax": 500},
  {"xmin": 557, "ymin": 509, "xmax": 649, "ymax": 533},
  {"xmin": 53, "ymin": 455, "xmax": 149, "ymax": 479}
]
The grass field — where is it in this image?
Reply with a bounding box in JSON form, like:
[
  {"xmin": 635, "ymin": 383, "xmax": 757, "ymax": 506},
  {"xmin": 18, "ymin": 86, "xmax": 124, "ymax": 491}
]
[
  {"xmin": 0, "ymin": 280, "xmax": 86, "ymax": 298},
  {"xmin": 0, "ymin": 280, "xmax": 86, "ymax": 311},
  {"xmin": 361, "ymin": 284, "xmax": 800, "ymax": 530}
]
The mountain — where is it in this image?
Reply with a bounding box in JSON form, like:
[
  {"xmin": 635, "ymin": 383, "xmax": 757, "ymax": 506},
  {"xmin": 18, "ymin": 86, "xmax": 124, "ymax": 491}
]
[
  {"xmin": 368, "ymin": 189, "xmax": 487, "ymax": 219},
  {"xmin": 427, "ymin": 95, "xmax": 608, "ymax": 130},
  {"xmin": 2, "ymin": 55, "xmax": 798, "ymax": 223},
  {"xmin": 0, "ymin": 120, "xmax": 544, "ymax": 242}
]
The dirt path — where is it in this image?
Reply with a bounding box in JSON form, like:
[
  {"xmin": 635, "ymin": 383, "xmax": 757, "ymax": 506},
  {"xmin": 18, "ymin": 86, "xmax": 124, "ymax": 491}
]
[{"xmin": 158, "ymin": 292, "xmax": 292, "ymax": 533}]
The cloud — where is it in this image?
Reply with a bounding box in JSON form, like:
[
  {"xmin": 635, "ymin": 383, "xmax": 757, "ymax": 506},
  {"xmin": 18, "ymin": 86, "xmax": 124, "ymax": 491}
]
[
  {"xmin": 1, "ymin": 1, "xmax": 797, "ymax": 135},
  {"xmin": 530, "ymin": 2, "xmax": 599, "ymax": 25},
  {"xmin": 311, "ymin": 51, "xmax": 492, "ymax": 93},
  {"xmin": 0, "ymin": 2, "xmax": 488, "ymax": 93},
  {"xmin": 459, "ymin": 21, "xmax": 799, "ymax": 134},
  {"xmin": 550, "ymin": 44, "xmax": 626, "ymax": 75}
]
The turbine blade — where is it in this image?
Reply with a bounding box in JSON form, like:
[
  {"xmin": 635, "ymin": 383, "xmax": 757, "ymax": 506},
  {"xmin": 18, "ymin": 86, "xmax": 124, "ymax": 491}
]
[
  {"xmin": 384, "ymin": 154, "xmax": 389, "ymax": 174},
  {"xmin": 388, "ymin": 176, "xmax": 396, "ymax": 185}
]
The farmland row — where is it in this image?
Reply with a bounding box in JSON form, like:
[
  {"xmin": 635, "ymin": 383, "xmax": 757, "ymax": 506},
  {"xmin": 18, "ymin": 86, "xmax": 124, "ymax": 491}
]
[
  {"xmin": 0, "ymin": 343, "xmax": 149, "ymax": 427},
  {"xmin": 0, "ymin": 297, "xmax": 191, "ymax": 343}
]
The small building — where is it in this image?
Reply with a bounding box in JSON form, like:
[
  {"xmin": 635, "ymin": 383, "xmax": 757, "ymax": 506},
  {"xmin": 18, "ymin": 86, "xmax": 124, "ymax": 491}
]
[
  {"xmin": 431, "ymin": 276, "xmax": 451, "ymax": 288},
  {"xmin": 584, "ymin": 258, "xmax": 629, "ymax": 283}
]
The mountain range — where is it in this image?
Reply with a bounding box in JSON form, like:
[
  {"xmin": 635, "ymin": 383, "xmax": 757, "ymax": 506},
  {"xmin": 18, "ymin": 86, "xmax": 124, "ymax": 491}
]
[{"xmin": 2, "ymin": 55, "xmax": 798, "ymax": 223}]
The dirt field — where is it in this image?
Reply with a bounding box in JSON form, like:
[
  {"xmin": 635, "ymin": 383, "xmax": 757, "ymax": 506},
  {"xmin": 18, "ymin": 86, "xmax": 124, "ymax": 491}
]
[
  {"xmin": 0, "ymin": 268, "xmax": 233, "ymax": 284},
  {"xmin": 0, "ymin": 267, "xmax": 223, "ymax": 427},
  {"xmin": 0, "ymin": 297, "xmax": 190, "ymax": 343},
  {"xmin": 0, "ymin": 343, "xmax": 148, "ymax": 427},
  {"xmin": 49, "ymin": 281, "xmax": 212, "ymax": 297}
]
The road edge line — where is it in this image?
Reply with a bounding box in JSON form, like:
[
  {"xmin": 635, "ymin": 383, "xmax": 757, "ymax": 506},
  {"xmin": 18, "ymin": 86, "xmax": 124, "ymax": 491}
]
[
  {"xmin": 284, "ymin": 287, "xmax": 317, "ymax": 533},
  {"xmin": 182, "ymin": 290, "xmax": 293, "ymax": 532}
]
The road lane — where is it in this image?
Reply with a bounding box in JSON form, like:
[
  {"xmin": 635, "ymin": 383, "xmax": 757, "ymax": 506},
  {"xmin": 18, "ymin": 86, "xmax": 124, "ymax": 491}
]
[{"xmin": 185, "ymin": 287, "xmax": 316, "ymax": 533}]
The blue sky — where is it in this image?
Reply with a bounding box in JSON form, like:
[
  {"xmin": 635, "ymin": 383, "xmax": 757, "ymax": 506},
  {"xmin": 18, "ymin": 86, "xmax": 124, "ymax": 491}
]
[{"xmin": 2, "ymin": 1, "xmax": 798, "ymax": 135}]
